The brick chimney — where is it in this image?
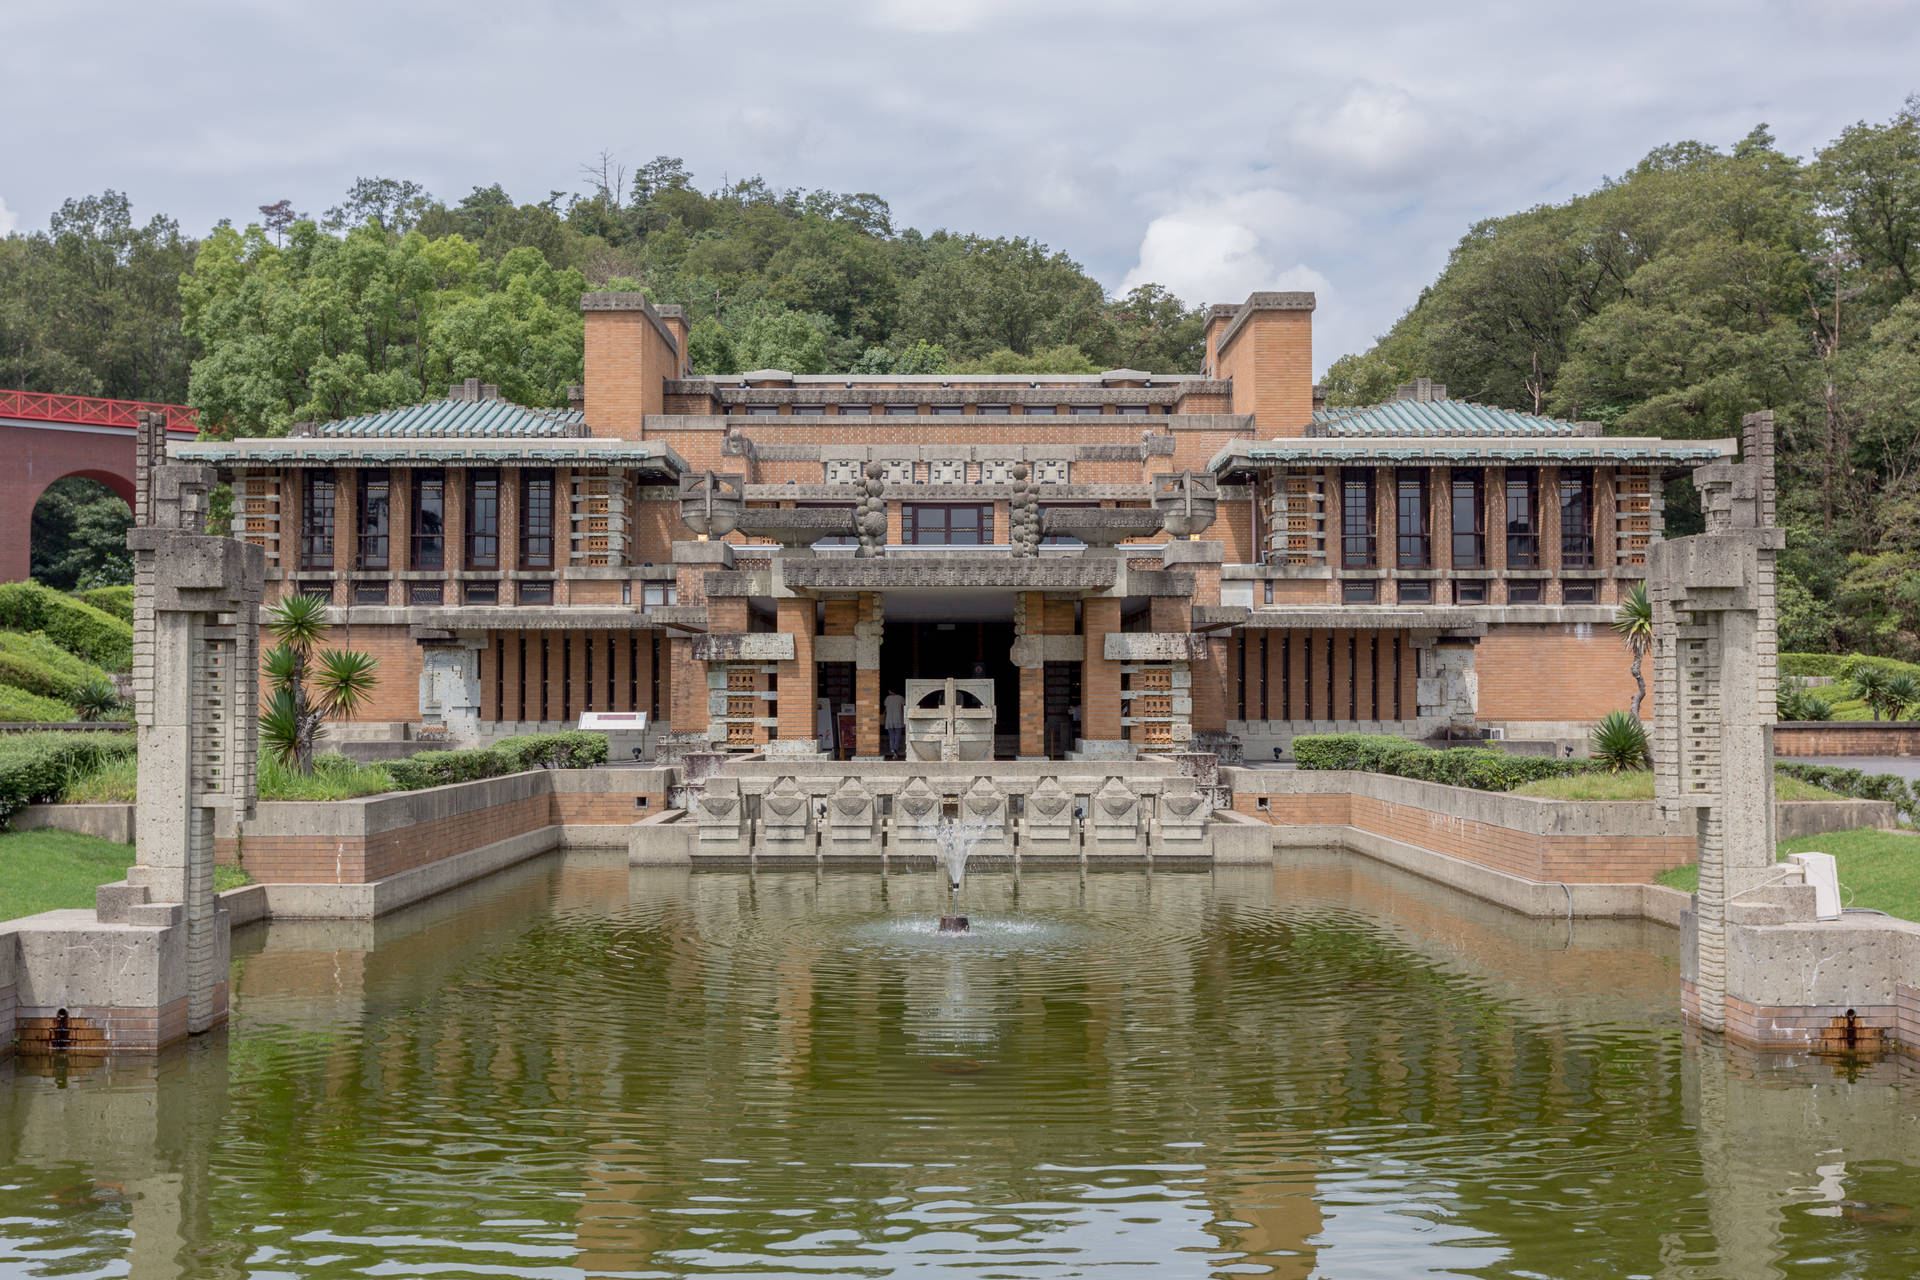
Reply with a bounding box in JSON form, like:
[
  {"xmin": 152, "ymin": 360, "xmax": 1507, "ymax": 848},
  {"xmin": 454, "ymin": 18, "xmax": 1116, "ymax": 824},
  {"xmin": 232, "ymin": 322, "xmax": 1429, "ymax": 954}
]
[
  {"xmin": 581, "ymin": 292, "xmax": 680, "ymax": 439},
  {"xmin": 1212, "ymin": 292, "xmax": 1316, "ymax": 436}
]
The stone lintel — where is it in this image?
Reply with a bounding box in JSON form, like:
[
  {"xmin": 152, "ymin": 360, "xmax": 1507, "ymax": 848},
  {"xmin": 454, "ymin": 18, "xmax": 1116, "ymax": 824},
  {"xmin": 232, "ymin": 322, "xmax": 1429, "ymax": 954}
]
[
  {"xmin": 673, "ymin": 540, "xmax": 736, "ymax": 567},
  {"xmin": 1104, "ymin": 633, "xmax": 1210, "ymax": 662},
  {"xmin": 691, "ymin": 633, "xmax": 796, "ymax": 662},
  {"xmin": 778, "ymin": 558, "xmax": 1116, "ymax": 592}
]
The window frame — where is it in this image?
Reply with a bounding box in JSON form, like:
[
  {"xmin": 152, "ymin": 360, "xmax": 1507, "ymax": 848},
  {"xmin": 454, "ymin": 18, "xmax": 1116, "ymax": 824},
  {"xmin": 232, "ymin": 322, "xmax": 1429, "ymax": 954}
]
[
  {"xmin": 355, "ymin": 469, "xmax": 390, "ymax": 571},
  {"xmin": 465, "ymin": 469, "xmax": 500, "ymax": 570},
  {"xmin": 1341, "ymin": 468, "xmax": 1376, "ymax": 569},
  {"xmin": 1559, "ymin": 469, "xmax": 1594, "ymax": 568},
  {"xmin": 1505, "ymin": 468, "xmax": 1539, "ymax": 568},
  {"xmin": 520, "ymin": 469, "xmax": 556, "ymax": 570},
  {"xmin": 410, "ymin": 468, "xmax": 445, "ymax": 571},
  {"xmin": 300, "ymin": 470, "xmax": 336, "ymax": 571},
  {"xmin": 901, "ymin": 503, "xmax": 994, "ymax": 546},
  {"xmin": 1395, "ymin": 469, "xmax": 1429, "ymax": 568}
]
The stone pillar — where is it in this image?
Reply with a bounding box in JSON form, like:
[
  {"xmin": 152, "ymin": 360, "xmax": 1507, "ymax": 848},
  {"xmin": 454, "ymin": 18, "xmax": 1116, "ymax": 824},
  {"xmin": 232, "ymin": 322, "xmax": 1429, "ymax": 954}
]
[
  {"xmin": 1652, "ymin": 411, "xmax": 1784, "ymax": 1035},
  {"xmin": 1013, "ymin": 591, "xmax": 1046, "ymax": 758},
  {"xmin": 854, "ymin": 592, "xmax": 884, "ymax": 757}
]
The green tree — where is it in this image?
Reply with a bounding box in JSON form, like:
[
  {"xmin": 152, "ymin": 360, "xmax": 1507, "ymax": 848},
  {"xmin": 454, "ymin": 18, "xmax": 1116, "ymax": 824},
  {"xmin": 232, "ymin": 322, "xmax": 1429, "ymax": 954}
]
[
  {"xmin": 1613, "ymin": 582, "xmax": 1653, "ymax": 721},
  {"xmin": 29, "ymin": 479, "xmax": 132, "ymax": 590}
]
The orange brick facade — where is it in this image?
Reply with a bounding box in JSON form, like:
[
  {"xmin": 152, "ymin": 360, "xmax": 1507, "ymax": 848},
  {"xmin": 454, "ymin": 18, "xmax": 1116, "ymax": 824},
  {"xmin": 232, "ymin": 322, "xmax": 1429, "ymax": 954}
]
[{"xmin": 191, "ymin": 285, "xmax": 1721, "ymax": 759}]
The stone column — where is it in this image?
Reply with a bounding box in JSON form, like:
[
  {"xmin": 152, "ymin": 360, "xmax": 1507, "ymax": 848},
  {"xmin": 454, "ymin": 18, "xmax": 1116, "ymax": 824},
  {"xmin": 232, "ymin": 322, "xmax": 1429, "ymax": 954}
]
[
  {"xmin": 854, "ymin": 592, "xmax": 884, "ymax": 757},
  {"xmin": 1013, "ymin": 591, "xmax": 1046, "ymax": 758}
]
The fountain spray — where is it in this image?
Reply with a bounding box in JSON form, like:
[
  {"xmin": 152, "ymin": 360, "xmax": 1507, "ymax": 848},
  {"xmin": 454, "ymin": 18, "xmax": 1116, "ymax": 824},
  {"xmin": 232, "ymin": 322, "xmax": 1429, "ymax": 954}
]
[{"xmin": 934, "ymin": 819, "xmax": 990, "ymax": 934}]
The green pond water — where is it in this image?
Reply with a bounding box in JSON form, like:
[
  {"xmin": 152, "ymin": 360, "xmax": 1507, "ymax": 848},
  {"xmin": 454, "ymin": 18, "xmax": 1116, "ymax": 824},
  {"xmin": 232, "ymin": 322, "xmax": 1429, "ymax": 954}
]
[{"xmin": 4, "ymin": 850, "xmax": 1920, "ymax": 1278}]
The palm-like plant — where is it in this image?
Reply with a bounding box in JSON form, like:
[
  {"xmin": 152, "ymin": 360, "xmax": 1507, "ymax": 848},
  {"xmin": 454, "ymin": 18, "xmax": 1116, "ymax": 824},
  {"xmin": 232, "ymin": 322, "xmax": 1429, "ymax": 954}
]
[
  {"xmin": 262, "ymin": 593, "xmax": 379, "ymax": 772},
  {"xmin": 1848, "ymin": 663, "xmax": 1892, "ymax": 722},
  {"xmin": 1884, "ymin": 673, "xmax": 1920, "ymax": 721},
  {"xmin": 71, "ymin": 681, "xmax": 125, "ymax": 722},
  {"xmin": 1613, "ymin": 582, "xmax": 1653, "ymax": 721},
  {"xmin": 1591, "ymin": 710, "xmax": 1651, "ymax": 772}
]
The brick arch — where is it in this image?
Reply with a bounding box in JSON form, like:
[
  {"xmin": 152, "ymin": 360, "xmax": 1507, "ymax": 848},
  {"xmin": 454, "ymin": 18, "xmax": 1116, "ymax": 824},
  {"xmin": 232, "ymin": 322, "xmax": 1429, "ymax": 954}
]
[{"xmin": 0, "ymin": 423, "xmax": 143, "ymax": 583}]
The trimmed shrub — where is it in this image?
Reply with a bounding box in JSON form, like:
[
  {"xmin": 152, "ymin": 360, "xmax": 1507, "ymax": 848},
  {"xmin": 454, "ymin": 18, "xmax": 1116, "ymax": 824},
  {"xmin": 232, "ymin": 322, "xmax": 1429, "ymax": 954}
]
[
  {"xmin": 1776, "ymin": 761, "xmax": 1920, "ymax": 824},
  {"xmin": 383, "ymin": 731, "xmax": 609, "ymax": 792},
  {"xmin": 0, "ymin": 582, "xmax": 133, "ymax": 671},
  {"xmin": 69, "ymin": 585, "xmax": 134, "ymax": 623},
  {"xmin": 1292, "ymin": 732, "xmax": 1592, "ymax": 792},
  {"xmin": 0, "ymin": 731, "xmax": 136, "ymax": 825},
  {"xmin": 0, "ymin": 685, "xmax": 77, "ymax": 723},
  {"xmin": 1782, "ymin": 652, "xmax": 1920, "ymax": 682},
  {"xmin": 0, "ymin": 631, "xmax": 117, "ymax": 700}
]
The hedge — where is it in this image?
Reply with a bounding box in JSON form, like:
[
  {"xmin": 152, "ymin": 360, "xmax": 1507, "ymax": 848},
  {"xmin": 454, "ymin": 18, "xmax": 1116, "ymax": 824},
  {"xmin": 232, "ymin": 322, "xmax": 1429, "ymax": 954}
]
[
  {"xmin": 69, "ymin": 585, "xmax": 134, "ymax": 623},
  {"xmin": 383, "ymin": 731, "xmax": 608, "ymax": 792},
  {"xmin": 0, "ymin": 685, "xmax": 77, "ymax": 723},
  {"xmin": 0, "ymin": 731, "xmax": 136, "ymax": 825},
  {"xmin": 0, "ymin": 631, "xmax": 117, "ymax": 701},
  {"xmin": 1775, "ymin": 761, "xmax": 1919, "ymax": 824},
  {"xmin": 1292, "ymin": 733, "xmax": 1593, "ymax": 792},
  {"xmin": 0, "ymin": 582, "xmax": 133, "ymax": 671},
  {"xmin": 1780, "ymin": 652, "xmax": 1920, "ymax": 682}
]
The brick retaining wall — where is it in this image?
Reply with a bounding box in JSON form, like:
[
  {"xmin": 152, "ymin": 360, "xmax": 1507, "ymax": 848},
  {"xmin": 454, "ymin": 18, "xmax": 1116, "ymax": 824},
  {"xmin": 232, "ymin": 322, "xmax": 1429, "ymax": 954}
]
[{"xmin": 1776, "ymin": 721, "xmax": 1920, "ymax": 756}]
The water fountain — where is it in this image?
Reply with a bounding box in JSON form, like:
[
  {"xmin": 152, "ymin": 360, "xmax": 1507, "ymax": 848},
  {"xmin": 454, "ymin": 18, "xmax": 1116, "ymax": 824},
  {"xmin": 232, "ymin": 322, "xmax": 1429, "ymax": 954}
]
[{"xmin": 933, "ymin": 819, "xmax": 992, "ymax": 934}]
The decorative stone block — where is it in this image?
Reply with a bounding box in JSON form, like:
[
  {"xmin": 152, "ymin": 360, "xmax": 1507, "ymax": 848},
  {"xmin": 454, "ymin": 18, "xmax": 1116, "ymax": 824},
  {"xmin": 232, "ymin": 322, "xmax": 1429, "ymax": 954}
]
[
  {"xmin": 1088, "ymin": 776, "xmax": 1147, "ymax": 857},
  {"xmin": 1021, "ymin": 775, "xmax": 1078, "ymax": 852},
  {"xmin": 758, "ymin": 776, "xmax": 812, "ymax": 855},
  {"xmin": 823, "ymin": 776, "xmax": 880, "ymax": 858}
]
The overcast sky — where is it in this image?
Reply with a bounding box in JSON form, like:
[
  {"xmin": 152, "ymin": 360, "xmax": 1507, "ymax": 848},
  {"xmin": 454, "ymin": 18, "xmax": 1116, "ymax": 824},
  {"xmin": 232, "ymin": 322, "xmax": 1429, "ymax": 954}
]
[{"xmin": 3, "ymin": 0, "xmax": 1914, "ymax": 374}]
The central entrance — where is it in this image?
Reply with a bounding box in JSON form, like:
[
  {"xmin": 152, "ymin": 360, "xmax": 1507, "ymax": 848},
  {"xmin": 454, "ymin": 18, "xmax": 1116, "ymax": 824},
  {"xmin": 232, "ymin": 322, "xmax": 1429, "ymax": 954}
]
[{"xmin": 876, "ymin": 589, "xmax": 1020, "ymax": 757}]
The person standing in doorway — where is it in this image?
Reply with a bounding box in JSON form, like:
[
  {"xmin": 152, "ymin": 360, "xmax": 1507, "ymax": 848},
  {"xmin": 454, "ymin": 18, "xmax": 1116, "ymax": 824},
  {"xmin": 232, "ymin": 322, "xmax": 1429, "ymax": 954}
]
[{"xmin": 884, "ymin": 689, "xmax": 906, "ymax": 759}]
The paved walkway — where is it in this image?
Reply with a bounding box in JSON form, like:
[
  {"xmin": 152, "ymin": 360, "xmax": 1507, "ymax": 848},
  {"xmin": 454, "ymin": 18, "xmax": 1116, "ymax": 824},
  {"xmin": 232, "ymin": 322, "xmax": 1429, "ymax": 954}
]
[{"xmin": 1779, "ymin": 755, "xmax": 1920, "ymax": 782}]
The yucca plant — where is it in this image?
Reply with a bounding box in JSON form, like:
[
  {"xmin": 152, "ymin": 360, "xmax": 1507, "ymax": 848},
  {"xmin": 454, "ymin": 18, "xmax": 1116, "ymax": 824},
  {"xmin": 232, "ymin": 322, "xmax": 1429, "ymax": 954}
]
[
  {"xmin": 1848, "ymin": 663, "xmax": 1893, "ymax": 721},
  {"xmin": 1591, "ymin": 710, "xmax": 1651, "ymax": 773},
  {"xmin": 1883, "ymin": 673, "xmax": 1920, "ymax": 721},
  {"xmin": 71, "ymin": 680, "xmax": 125, "ymax": 722},
  {"xmin": 262, "ymin": 593, "xmax": 379, "ymax": 772},
  {"xmin": 1613, "ymin": 582, "xmax": 1653, "ymax": 721}
]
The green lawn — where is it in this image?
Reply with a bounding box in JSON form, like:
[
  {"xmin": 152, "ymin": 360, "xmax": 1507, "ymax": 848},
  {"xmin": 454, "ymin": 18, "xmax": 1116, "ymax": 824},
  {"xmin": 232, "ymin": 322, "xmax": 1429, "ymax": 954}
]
[
  {"xmin": 0, "ymin": 830, "xmax": 252, "ymax": 921},
  {"xmin": 1655, "ymin": 827, "xmax": 1920, "ymax": 921},
  {"xmin": 1514, "ymin": 768, "xmax": 1841, "ymax": 802}
]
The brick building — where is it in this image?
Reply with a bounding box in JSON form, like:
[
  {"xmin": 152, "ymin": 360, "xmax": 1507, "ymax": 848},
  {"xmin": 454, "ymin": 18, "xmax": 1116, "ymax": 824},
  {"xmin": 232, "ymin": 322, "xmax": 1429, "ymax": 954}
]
[{"xmin": 178, "ymin": 289, "xmax": 1729, "ymax": 760}]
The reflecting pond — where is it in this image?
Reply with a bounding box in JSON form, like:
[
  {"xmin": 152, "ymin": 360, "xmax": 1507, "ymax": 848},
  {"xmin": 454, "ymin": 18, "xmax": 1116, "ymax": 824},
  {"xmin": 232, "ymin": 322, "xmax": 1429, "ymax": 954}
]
[{"xmin": 3, "ymin": 850, "xmax": 1919, "ymax": 1278}]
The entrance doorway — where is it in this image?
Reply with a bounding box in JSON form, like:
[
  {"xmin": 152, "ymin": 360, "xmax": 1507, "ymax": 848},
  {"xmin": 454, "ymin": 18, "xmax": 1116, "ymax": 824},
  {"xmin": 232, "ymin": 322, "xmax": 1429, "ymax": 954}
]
[{"xmin": 880, "ymin": 620, "xmax": 1018, "ymax": 754}]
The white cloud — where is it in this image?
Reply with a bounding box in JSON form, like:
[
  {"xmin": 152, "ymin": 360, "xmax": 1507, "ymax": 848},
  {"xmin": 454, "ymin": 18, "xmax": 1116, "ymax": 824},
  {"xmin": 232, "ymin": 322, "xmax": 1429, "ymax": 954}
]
[
  {"xmin": 865, "ymin": 0, "xmax": 1021, "ymax": 33},
  {"xmin": 1284, "ymin": 82, "xmax": 1507, "ymax": 188},
  {"xmin": 0, "ymin": 197, "xmax": 17, "ymax": 236},
  {"xmin": 1118, "ymin": 190, "xmax": 1339, "ymax": 308}
]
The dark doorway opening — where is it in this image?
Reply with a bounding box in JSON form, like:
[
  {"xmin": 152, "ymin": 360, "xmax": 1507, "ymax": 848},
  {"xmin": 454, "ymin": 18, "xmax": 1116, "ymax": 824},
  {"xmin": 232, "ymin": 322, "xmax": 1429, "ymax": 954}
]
[
  {"xmin": 1043, "ymin": 660, "xmax": 1082, "ymax": 759},
  {"xmin": 880, "ymin": 620, "xmax": 1018, "ymax": 754}
]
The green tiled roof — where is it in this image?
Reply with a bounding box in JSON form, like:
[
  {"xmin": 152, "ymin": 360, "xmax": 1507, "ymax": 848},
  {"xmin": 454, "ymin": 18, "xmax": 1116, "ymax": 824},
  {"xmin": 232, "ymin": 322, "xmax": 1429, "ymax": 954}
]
[
  {"xmin": 1314, "ymin": 399, "xmax": 1584, "ymax": 438},
  {"xmin": 311, "ymin": 398, "xmax": 585, "ymax": 439}
]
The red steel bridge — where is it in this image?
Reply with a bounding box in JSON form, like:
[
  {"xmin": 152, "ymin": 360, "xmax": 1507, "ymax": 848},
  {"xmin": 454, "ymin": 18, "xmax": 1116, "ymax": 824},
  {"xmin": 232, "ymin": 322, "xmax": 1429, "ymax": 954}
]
[{"xmin": 1, "ymin": 389, "xmax": 201, "ymax": 582}]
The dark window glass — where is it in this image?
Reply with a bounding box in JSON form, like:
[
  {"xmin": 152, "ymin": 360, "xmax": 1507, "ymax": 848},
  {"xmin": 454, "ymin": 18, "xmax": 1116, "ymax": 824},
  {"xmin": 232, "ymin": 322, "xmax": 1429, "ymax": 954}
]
[
  {"xmin": 902, "ymin": 504, "xmax": 992, "ymax": 546},
  {"xmin": 464, "ymin": 581, "xmax": 498, "ymax": 605},
  {"xmin": 356, "ymin": 469, "xmax": 390, "ymax": 570},
  {"xmin": 297, "ymin": 581, "xmax": 333, "ymax": 604},
  {"xmin": 1396, "ymin": 470, "xmax": 1429, "ymax": 568},
  {"xmin": 353, "ymin": 581, "xmax": 388, "ymax": 605},
  {"xmin": 1560, "ymin": 470, "xmax": 1594, "ymax": 567},
  {"xmin": 300, "ymin": 471, "xmax": 335, "ymax": 571},
  {"xmin": 1071, "ymin": 405, "xmax": 1101, "ymax": 416},
  {"xmin": 1341, "ymin": 469, "xmax": 1375, "ymax": 568},
  {"xmin": 1563, "ymin": 580, "xmax": 1598, "ymax": 604},
  {"xmin": 1342, "ymin": 580, "xmax": 1377, "ymax": 603},
  {"xmin": 979, "ymin": 404, "xmax": 1010, "ymax": 415},
  {"xmin": 1399, "ymin": 580, "xmax": 1432, "ymax": 603},
  {"xmin": 886, "ymin": 405, "xmax": 919, "ymax": 416},
  {"xmin": 935, "ymin": 405, "xmax": 963, "ymax": 415},
  {"xmin": 1506, "ymin": 469, "xmax": 1538, "ymax": 567},
  {"xmin": 792, "ymin": 405, "xmax": 825, "ymax": 416},
  {"xmin": 520, "ymin": 470, "xmax": 555, "ymax": 569},
  {"xmin": 410, "ymin": 469, "xmax": 444, "ymax": 570},
  {"xmin": 840, "ymin": 405, "xmax": 872, "ymax": 416},
  {"xmin": 1508, "ymin": 580, "xmax": 1542, "ymax": 604},
  {"xmin": 1455, "ymin": 580, "xmax": 1487, "ymax": 604},
  {"xmin": 407, "ymin": 581, "xmax": 443, "ymax": 605},
  {"xmin": 1451, "ymin": 473, "xmax": 1484, "ymax": 567},
  {"xmin": 745, "ymin": 406, "xmax": 778, "ymax": 416},
  {"xmin": 1117, "ymin": 405, "xmax": 1149, "ymax": 416},
  {"xmin": 1023, "ymin": 406, "xmax": 1056, "ymax": 416},
  {"xmin": 519, "ymin": 580, "xmax": 554, "ymax": 605},
  {"xmin": 466, "ymin": 470, "xmax": 499, "ymax": 569}
]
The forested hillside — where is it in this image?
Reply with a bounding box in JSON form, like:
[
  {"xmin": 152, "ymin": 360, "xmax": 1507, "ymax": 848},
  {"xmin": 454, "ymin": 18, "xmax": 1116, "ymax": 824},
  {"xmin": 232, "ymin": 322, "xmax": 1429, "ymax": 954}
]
[
  {"xmin": 1326, "ymin": 105, "xmax": 1920, "ymax": 660},
  {"xmin": 5, "ymin": 106, "xmax": 1920, "ymax": 657}
]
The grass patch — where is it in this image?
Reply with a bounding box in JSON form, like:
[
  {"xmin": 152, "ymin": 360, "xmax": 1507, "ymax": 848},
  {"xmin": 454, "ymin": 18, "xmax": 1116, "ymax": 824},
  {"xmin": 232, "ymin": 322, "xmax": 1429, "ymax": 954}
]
[
  {"xmin": 59, "ymin": 752, "xmax": 137, "ymax": 802},
  {"xmin": 259, "ymin": 754, "xmax": 392, "ymax": 800},
  {"xmin": 0, "ymin": 830, "xmax": 253, "ymax": 920},
  {"xmin": 1655, "ymin": 827, "xmax": 1920, "ymax": 921},
  {"xmin": 0, "ymin": 684, "xmax": 76, "ymax": 723},
  {"xmin": 1514, "ymin": 768, "xmax": 1843, "ymax": 802}
]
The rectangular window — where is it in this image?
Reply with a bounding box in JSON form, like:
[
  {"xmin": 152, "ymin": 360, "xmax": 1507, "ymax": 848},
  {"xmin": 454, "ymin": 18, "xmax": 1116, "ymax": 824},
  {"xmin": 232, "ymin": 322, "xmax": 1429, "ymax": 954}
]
[
  {"xmin": 1341, "ymin": 469, "xmax": 1375, "ymax": 568},
  {"xmin": 463, "ymin": 581, "xmax": 497, "ymax": 605},
  {"xmin": 297, "ymin": 580, "xmax": 333, "ymax": 604},
  {"xmin": 934, "ymin": 405, "xmax": 963, "ymax": 416},
  {"xmin": 300, "ymin": 471, "xmax": 336, "ymax": 570},
  {"xmin": 356, "ymin": 469, "xmax": 390, "ymax": 570},
  {"xmin": 410, "ymin": 469, "xmax": 445, "ymax": 570},
  {"xmin": 1508, "ymin": 580, "xmax": 1542, "ymax": 604},
  {"xmin": 1071, "ymin": 405, "xmax": 1101, "ymax": 416},
  {"xmin": 978, "ymin": 404, "xmax": 1010, "ymax": 416},
  {"xmin": 353, "ymin": 581, "xmax": 388, "ymax": 605},
  {"xmin": 1399, "ymin": 580, "xmax": 1432, "ymax": 603},
  {"xmin": 407, "ymin": 581, "xmax": 443, "ymax": 606},
  {"xmin": 1023, "ymin": 406, "xmax": 1057, "ymax": 415},
  {"xmin": 1117, "ymin": 404, "xmax": 1149, "ymax": 416},
  {"xmin": 466, "ymin": 470, "xmax": 499, "ymax": 569},
  {"xmin": 1455, "ymin": 580, "xmax": 1487, "ymax": 605},
  {"xmin": 520, "ymin": 470, "xmax": 555, "ymax": 569},
  {"xmin": 1395, "ymin": 470, "xmax": 1429, "ymax": 568},
  {"xmin": 1560, "ymin": 470, "xmax": 1594, "ymax": 567},
  {"xmin": 1451, "ymin": 473, "xmax": 1484, "ymax": 568},
  {"xmin": 886, "ymin": 405, "xmax": 919, "ymax": 416},
  {"xmin": 840, "ymin": 405, "xmax": 872, "ymax": 415},
  {"xmin": 1342, "ymin": 580, "xmax": 1377, "ymax": 603},
  {"xmin": 745, "ymin": 406, "xmax": 778, "ymax": 416},
  {"xmin": 902, "ymin": 504, "xmax": 992, "ymax": 546},
  {"xmin": 641, "ymin": 583, "xmax": 677, "ymax": 610},
  {"xmin": 518, "ymin": 580, "xmax": 554, "ymax": 606},
  {"xmin": 1506, "ymin": 469, "xmax": 1538, "ymax": 568},
  {"xmin": 1562, "ymin": 580, "xmax": 1598, "ymax": 604},
  {"xmin": 792, "ymin": 405, "xmax": 825, "ymax": 416}
]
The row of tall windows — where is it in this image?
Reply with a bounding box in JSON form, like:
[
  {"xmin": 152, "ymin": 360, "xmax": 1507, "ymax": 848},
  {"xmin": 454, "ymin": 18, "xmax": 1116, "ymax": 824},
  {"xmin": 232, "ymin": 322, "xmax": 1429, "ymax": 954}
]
[
  {"xmin": 299, "ymin": 468, "xmax": 556, "ymax": 572},
  {"xmin": 1336, "ymin": 467, "xmax": 1596, "ymax": 571}
]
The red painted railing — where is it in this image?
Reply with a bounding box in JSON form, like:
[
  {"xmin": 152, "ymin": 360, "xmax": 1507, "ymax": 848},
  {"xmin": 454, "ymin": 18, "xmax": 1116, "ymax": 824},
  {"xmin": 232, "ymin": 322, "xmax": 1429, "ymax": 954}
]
[{"xmin": 0, "ymin": 388, "xmax": 198, "ymax": 433}]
